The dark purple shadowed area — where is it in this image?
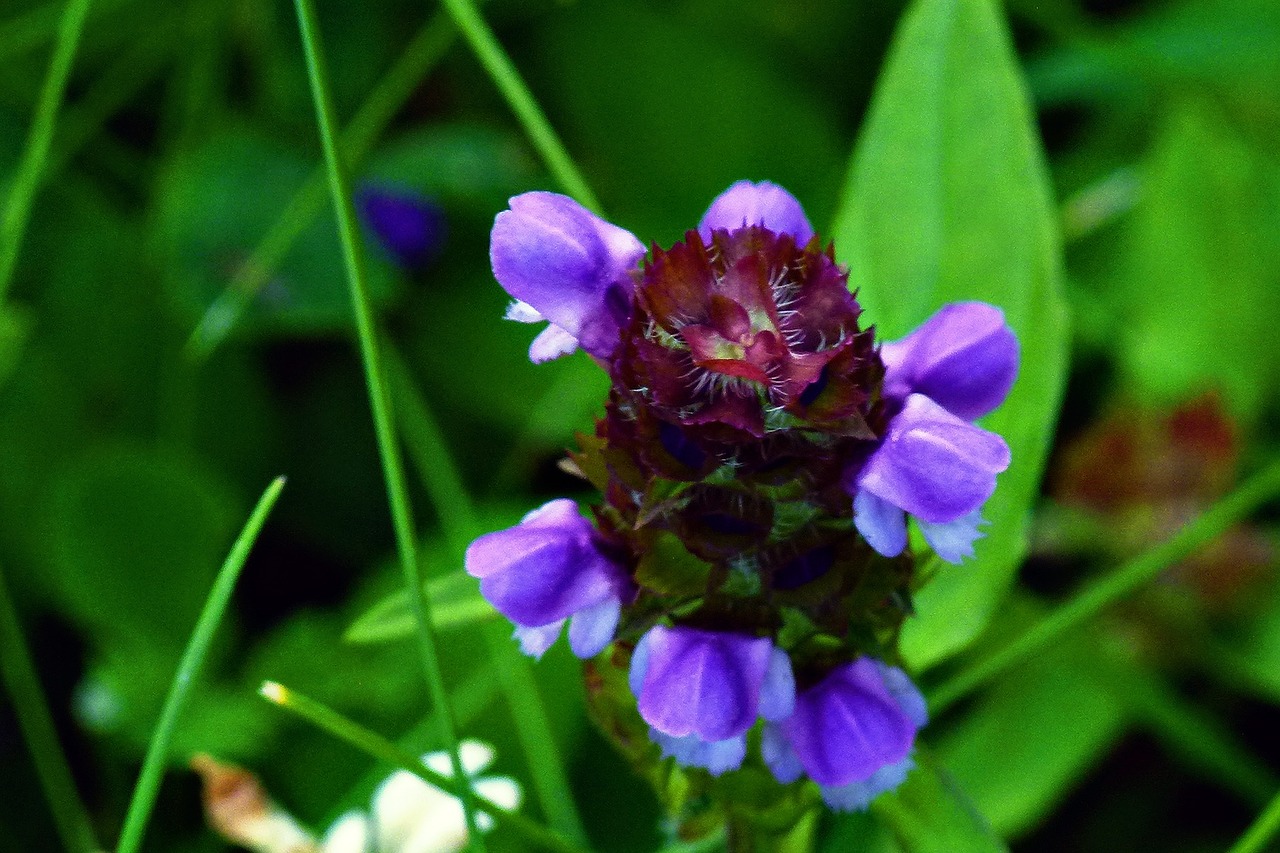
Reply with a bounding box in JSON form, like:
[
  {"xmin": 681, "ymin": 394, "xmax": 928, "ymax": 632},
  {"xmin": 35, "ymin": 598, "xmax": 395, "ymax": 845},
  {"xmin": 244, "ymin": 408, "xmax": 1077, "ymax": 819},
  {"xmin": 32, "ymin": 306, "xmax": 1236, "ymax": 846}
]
[{"xmin": 356, "ymin": 184, "xmax": 447, "ymax": 269}]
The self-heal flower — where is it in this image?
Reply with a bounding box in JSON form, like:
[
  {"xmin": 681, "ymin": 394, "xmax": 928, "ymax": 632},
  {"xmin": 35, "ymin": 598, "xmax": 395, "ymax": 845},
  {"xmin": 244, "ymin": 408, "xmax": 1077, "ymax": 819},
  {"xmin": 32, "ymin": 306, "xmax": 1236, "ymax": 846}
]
[
  {"xmin": 491, "ymin": 192, "xmax": 645, "ymax": 362},
  {"xmin": 761, "ymin": 659, "xmax": 927, "ymax": 812},
  {"xmin": 629, "ymin": 625, "xmax": 795, "ymax": 775},
  {"xmin": 697, "ymin": 180, "xmax": 815, "ymax": 245},
  {"xmin": 465, "ymin": 499, "xmax": 631, "ymax": 659}
]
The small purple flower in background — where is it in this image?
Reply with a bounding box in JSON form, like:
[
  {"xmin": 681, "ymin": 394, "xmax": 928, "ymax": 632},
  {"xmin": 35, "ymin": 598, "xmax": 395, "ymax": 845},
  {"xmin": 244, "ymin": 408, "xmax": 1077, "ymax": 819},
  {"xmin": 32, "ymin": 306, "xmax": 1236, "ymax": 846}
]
[
  {"xmin": 464, "ymin": 499, "xmax": 631, "ymax": 659},
  {"xmin": 762, "ymin": 659, "xmax": 927, "ymax": 811},
  {"xmin": 628, "ymin": 626, "xmax": 794, "ymax": 775},
  {"xmin": 356, "ymin": 184, "xmax": 447, "ymax": 270},
  {"xmin": 471, "ymin": 179, "xmax": 1020, "ymax": 819}
]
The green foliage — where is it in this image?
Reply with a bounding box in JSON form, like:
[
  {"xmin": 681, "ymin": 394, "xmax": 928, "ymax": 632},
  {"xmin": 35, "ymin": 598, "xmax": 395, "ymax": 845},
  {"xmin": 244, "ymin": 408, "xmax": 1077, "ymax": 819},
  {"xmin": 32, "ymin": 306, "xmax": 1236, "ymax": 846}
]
[
  {"xmin": 869, "ymin": 749, "xmax": 1008, "ymax": 852},
  {"xmin": 831, "ymin": 0, "xmax": 1070, "ymax": 669}
]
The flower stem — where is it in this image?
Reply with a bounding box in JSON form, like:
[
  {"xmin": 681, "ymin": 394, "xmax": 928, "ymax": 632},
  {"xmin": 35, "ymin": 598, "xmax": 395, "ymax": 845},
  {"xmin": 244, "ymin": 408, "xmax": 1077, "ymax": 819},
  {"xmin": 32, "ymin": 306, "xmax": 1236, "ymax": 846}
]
[
  {"xmin": 0, "ymin": 564, "xmax": 99, "ymax": 853},
  {"xmin": 115, "ymin": 476, "xmax": 286, "ymax": 853},
  {"xmin": 289, "ymin": 0, "xmax": 486, "ymax": 847},
  {"xmin": 929, "ymin": 458, "xmax": 1280, "ymax": 713},
  {"xmin": 437, "ymin": 0, "xmax": 602, "ymax": 213},
  {"xmin": 259, "ymin": 681, "xmax": 593, "ymax": 853},
  {"xmin": 0, "ymin": 0, "xmax": 92, "ymax": 302},
  {"xmin": 184, "ymin": 10, "xmax": 458, "ymax": 361},
  {"xmin": 386, "ymin": 343, "xmax": 591, "ymax": 845},
  {"xmin": 1229, "ymin": 787, "xmax": 1280, "ymax": 853}
]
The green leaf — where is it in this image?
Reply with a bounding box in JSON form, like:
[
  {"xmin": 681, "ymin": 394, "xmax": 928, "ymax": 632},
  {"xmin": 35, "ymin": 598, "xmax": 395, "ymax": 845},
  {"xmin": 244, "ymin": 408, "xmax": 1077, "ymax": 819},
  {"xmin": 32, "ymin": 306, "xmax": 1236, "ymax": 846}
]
[
  {"xmin": 345, "ymin": 569, "xmax": 497, "ymax": 644},
  {"xmin": 830, "ymin": 0, "xmax": 1070, "ymax": 669},
  {"xmin": 936, "ymin": 630, "xmax": 1127, "ymax": 837},
  {"xmin": 870, "ymin": 749, "xmax": 1009, "ymax": 852},
  {"xmin": 0, "ymin": 303, "xmax": 28, "ymax": 388},
  {"xmin": 154, "ymin": 127, "xmax": 397, "ymax": 337},
  {"xmin": 1115, "ymin": 99, "xmax": 1280, "ymax": 420}
]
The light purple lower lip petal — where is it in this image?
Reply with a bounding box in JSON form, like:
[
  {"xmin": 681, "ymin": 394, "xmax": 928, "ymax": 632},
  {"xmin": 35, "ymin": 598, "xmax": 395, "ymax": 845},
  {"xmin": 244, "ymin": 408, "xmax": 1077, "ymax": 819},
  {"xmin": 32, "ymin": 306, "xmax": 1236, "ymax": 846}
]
[
  {"xmin": 853, "ymin": 488, "xmax": 909, "ymax": 558},
  {"xmin": 918, "ymin": 509, "xmax": 988, "ymax": 564},
  {"xmin": 857, "ymin": 394, "xmax": 1010, "ymax": 523},
  {"xmin": 568, "ymin": 596, "xmax": 621, "ymax": 659},
  {"xmin": 513, "ymin": 622, "xmax": 563, "ymax": 659},
  {"xmin": 697, "ymin": 180, "xmax": 815, "ymax": 244}
]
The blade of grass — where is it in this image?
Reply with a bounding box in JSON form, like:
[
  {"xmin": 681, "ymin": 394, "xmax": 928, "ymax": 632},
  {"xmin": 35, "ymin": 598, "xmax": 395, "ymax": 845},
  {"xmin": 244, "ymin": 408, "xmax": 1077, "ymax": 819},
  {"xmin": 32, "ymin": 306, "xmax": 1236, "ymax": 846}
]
[
  {"xmin": 115, "ymin": 476, "xmax": 286, "ymax": 853},
  {"xmin": 184, "ymin": 11, "xmax": 457, "ymax": 360},
  {"xmin": 0, "ymin": 0, "xmax": 92, "ymax": 303},
  {"xmin": 289, "ymin": 0, "xmax": 485, "ymax": 847},
  {"xmin": 437, "ymin": 0, "xmax": 601, "ymax": 213},
  {"xmin": 929, "ymin": 458, "xmax": 1280, "ymax": 713},
  {"xmin": 1229, "ymin": 787, "xmax": 1280, "ymax": 853},
  {"xmin": 386, "ymin": 342, "xmax": 590, "ymax": 845},
  {"xmin": 259, "ymin": 681, "xmax": 593, "ymax": 853},
  {"xmin": 0, "ymin": 564, "xmax": 99, "ymax": 853}
]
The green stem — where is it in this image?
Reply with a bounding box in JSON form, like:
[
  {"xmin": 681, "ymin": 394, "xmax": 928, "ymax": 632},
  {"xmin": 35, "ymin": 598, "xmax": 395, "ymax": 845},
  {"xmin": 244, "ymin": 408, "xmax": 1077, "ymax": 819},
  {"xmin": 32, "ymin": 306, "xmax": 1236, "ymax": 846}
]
[
  {"xmin": 0, "ymin": 0, "xmax": 93, "ymax": 302},
  {"xmin": 289, "ymin": 1, "xmax": 485, "ymax": 848},
  {"xmin": 184, "ymin": 11, "xmax": 457, "ymax": 361},
  {"xmin": 1229, "ymin": 787, "xmax": 1280, "ymax": 853},
  {"xmin": 115, "ymin": 476, "xmax": 286, "ymax": 853},
  {"xmin": 387, "ymin": 342, "xmax": 590, "ymax": 845},
  {"xmin": 0, "ymin": 564, "xmax": 99, "ymax": 853},
  {"xmin": 929, "ymin": 458, "xmax": 1280, "ymax": 713},
  {"xmin": 437, "ymin": 0, "xmax": 601, "ymax": 213},
  {"xmin": 259, "ymin": 681, "xmax": 593, "ymax": 853}
]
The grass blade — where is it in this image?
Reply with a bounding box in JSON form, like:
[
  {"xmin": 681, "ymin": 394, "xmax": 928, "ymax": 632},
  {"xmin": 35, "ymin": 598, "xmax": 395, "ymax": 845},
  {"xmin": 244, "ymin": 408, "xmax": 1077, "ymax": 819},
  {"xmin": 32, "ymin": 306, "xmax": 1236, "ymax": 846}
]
[
  {"xmin": 115, "ymin": 476, "xmax": 286, "ymax": 853},
  {"xmin": 437, "ymin": 0, "xmax": 601, "ymax": 212},
  {"xmin": 1229, "ymin": 788, "xmax": 1280, "ymax": 853},
  {"xmin": 0, "ymin": 564, "xmax": 99, "ymax": 853},
  {"xmin": 929, "ymin": 458, "xmax": 1280, "ymax": 713},
  {"xmin": 0, "ymin": 0, "xmax": 92, "ymax": 302},
  {"xmin": 387, "ymin": 343, "xmax": 590, "ymax": 845},
  {"xmin": 259, "ymin": 681, "xmax": 593, "ymax": 853},
  {"xmin": 289, "ymin": 0, "xmax": 485, "ymax": 846}
]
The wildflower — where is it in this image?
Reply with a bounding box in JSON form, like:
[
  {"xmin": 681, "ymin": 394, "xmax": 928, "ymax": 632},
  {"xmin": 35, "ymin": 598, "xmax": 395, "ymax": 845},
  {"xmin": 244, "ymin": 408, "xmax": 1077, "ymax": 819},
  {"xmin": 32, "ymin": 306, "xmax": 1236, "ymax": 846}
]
[
  {"xmin": 761, "ymin": 659, "xmax": 927, "ymax": 811},
  {"xmin": 464, "ymin": 499, "xmax": 632, "ymax": 659},
  {"xmin": 356, "ymin": 185, "xmax": 447, "ymax": 269},
  {"xmin": 477, "ymin": 180, "xmax": 1017, "ymax": 817},
  {"xmin": 628, "ymin": 625, "xmax": 794, "ymax": 775},
  {"xmin": 490, "ymin": 191, "xmax": 644, "ymax": 362}
]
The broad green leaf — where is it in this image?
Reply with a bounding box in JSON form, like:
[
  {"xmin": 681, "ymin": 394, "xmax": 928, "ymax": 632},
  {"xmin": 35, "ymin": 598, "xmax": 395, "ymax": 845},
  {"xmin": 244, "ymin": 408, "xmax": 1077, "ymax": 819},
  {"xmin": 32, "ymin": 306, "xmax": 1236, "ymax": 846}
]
[
  {"xmin": 345, "ymin": 570, "xmax": 497, "ymax": 644},
  {"xmin": 1116, "ymin": 100, "xmax": 1280, "ymax": 420},
  {"xmin": 871, "ymin": 749, "xmax": 1008, "ymax": 852},
  {"xmin": 830, "ymin": 0, "xmax": 1070, "ymax": 669},
  {"xmin": 936, "ymin": 631, "xmax": 1127, "ymax": 837},
  {"xmin": 154, "ymin": 128, "xmax": 397, "ymax": 337},
  {"xmin": 0, "ymin": 304, "xmax": 28, "ymax": 388}
]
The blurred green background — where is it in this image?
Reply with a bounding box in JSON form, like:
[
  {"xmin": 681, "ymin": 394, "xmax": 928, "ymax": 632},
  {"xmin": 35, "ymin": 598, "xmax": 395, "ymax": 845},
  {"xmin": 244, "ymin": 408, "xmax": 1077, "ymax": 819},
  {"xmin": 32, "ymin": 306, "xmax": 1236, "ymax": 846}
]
[{"xmin": 2, "ymin": 0, "xmax": 1279, "ymax": 850}]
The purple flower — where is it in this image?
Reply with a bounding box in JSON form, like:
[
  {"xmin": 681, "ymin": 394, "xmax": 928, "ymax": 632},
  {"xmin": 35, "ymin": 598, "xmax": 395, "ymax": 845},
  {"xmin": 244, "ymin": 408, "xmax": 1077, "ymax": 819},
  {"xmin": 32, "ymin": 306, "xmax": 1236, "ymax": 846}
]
[
  {"xmin": 697, "ymin": 180, "xmax": 815, "ymax": 244},
  {"xmin": 491, "ymin": 192, "xmax": 645, "ymax": 363},
  {"xmin": 357, "ymin": 185, "xmax": 447, "ymax": 269},
  {"xmin": 880, "ymin": 302, "xmax": 1018, "ymax": 421},
  {"xmin": 465, "ymin": 499, "xmax": 631, "ymax": 659},
  {"xmin": 762, "ymin": 659, "xmax": 926, "ymax": 811},
  {"xmin": 628, "ymin": 625, "xmax": 794, "ymax": 775},
  {"xmin": 848, "ymin": 394, "xmax": 1011, "ymax": 563}
]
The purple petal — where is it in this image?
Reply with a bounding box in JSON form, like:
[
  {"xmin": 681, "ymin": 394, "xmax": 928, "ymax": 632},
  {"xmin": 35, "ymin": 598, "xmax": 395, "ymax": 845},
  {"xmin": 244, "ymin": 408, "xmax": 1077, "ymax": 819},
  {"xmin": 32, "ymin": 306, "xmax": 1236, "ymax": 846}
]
[
  {"xmin": 529, "ymin": 323, "xmax": 579, "ymax": 363},
  {"xmin": 819, "ymin": 756, "xmax": 914, "ymax": 812},
  {"xmin": 852, "ymin": 488, "xmax": 909, "ymax": 558},
  {"xmin": 880, "ymin": 302, "xmax": 1019, "ymax": 421},
  {"xmin": 490, "ymin": 192, "xmax": 643, "ymax": 360},
  {"xmin": 697, "ymin": 181, "xmax": 814, "ymax": 244},
  {"xmin": 761, "ymin": 723, "xmax": 805, "ymax": 784},
  {"xmin": 465, "ymin": 499, "xmax": 626, "ymax": 626},
  {"xmin": 628, "ymin": 630, "xmax": 653, "ymax": 698},
  {"xmin": 650, "ymin": 730, "xmax": 748, "ymax": 776},
  {"xmin": 567, "ymin": 596, "xmax": 620, "ymax": 659},
  {"xmin": 873, "ymin": 663, "xmax": 929, "ymax": 729},
  {"xmin": 357, "ymin": 185, "xmax": 446, "ymax": 269},
  {"xmin": 636, "ymin": 626, "xmax": 774, "ymax": 742},
  {"xmin": 780, "ymin": 658, "xmax": 917, "ymax": 787},
  {"xmin": 918, "ymin": 509, "xmax": 988, "ymax": 565},
  {"xmin": 758, "ymin": 648, "xmax": 796, "ymax": 722},
  {"xmin": 514, "ymin": 621, "xmax": 563, "ymax": 658},
  {"xmin": 856, "ymin": 394, "xmax": 1011, "ymax": 524},
  {"xmin": 505, "ymin": 300, "xmax": 543, "ymax": 323}
]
